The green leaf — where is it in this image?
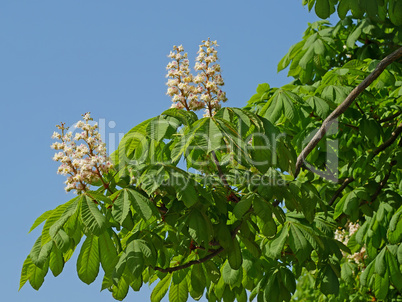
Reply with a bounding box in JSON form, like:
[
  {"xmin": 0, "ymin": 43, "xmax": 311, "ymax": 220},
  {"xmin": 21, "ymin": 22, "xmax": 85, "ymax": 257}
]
[
  {"xmin": 289, "ymin": 224, "xmax": 310, "ymax": 263},
  {"xmin": 228, "ymin": 238, "xmax": 242, "ymax": 270},
  {"xmin": 280, "ymin": 267, "xmax": 296, "ymax": 294},
  {"xmin": 233, "ymin": 196, "xmax": 252, "ymax": 220},
  {"xmin": 306, "ymin": 96, "xmax": 330, "ymax": 119},
  {"xmin": 222, "ymin": 260, "xmax": 242, "ymax": 286},
  {"xmin": 188, "ymin": 209, "xmax": 212, "ymax": 247},
  {"xmin": 341, "ymin": 262, "xmax": 354, "ymax": 283},
  {"xmin": 267, "ymin": 225, "xmax": 289, "ymax": 259},
  {"xmin": 125, "ymin": 240, "xmax": 145, "ymax": 279},
  {"xmin": 169, "ymin": 272, "xmax": 189, "ymax": 302},
  {"xmin": 315, "ymin": 0, "xmax": 331, "ymax": 19},
  {"xmin": 398, "ymin": 244, "xmax": 402, "ymax": 265},
  {"xmin": 128, "ymin": 189, "xmax": 158, "ymax": 221},
  {"xmin": 320, "ymin": 265, "xmax": 339, "ymax": 296},
  {"xmin": 264, "ymin": 274, "xmax": 280, "ymax": 302},
  {"xmin": 49, "ymin": 245, "xmax": 64, "ymax": 277},
  {"xmin": 29, "ymin": 236, "xmax": 53, "ymax": 269},
  {"xmin": 112, "ymin": 270, "xmax": 130, "ymax": 301},
  {"xmin": 98, "ymin": 231, "xmax": 118, "ymax": 275},
  {"xmin": 360, "ymin": 260, "xmax": 375, "ymax": 287},
  {"xmin": 375, "ymin": 248, "xmax": 386, "ymax": 277},
  {"xmin": 29, "ymin": 210, "xmax": 53, "ymax": 233},
  {"xmin": 41, "ymin": 197, "xmax": 78, "ymax": 245},
  {"xmin": 191, "ymin": 264, "xmax": 206, "ymax": 295},
  {"xmin": 216, "ymin": 223, "xmax": 233, "ymax": 250},
  {"xmin": 81, "ymin": 195, "xmax": 106, "ymax": 236},
  {"xmin": 203, "ymin": 261, "xmax": 221, "ymax": 283},
  {"xmin": 386, "ymin": 249, "xmax": 402, "ymax": 292},
  {"xmin": 28, "ymin": 260, "xmax": 49, "ymax": 290},
  {"xmin": 338, "ymin": 0, "xmax": 350, "ymax": 19},
  {"xmin": 112, "ymin": 189, "xmax": 131, "ymax": 224},
  {"xmin": 76, "ymin": 235, "xmax": 100, "ymax": 285},
  {"xmin": 151, "ymin": 274, "xmax": 172, "ymax": 302},
  {"xmin": 111, "ymin": 117, "xmax": 153, "ymax": 167},
  {"xmin": 374, "ymin": 271, "xmax": 389, "ymax": 300},
  {"xmin": 19, "ymin": 256, "xmax": 33, "ymax": 291},
  {"xmin": 162, "ymin": 108, "xmax": 198, "ymax": 126}
]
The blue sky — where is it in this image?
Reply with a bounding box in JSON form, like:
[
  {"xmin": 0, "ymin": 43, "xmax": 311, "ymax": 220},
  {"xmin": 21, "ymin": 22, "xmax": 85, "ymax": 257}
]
[{"xmin": 1, "ymin": 1, "xmax": 322, "ymax": 301}]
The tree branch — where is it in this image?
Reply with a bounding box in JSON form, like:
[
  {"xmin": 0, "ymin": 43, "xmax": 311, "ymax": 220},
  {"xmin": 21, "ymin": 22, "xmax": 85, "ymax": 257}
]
[
  {"xmin": 370, "ymin": 161, "xmax": 395, "ymax": 203},
  {"xmin": 294, "ymin": 47, "xmax": 402, "ymax": 178},
  {"xmin": 211, "ymin": 151, "xmax": 240, "ymax": 202},
  {"xmin": 371, "ymin": 122, "xmax": 402, "ymax": 157},
  {"xmin": 379, "ymin": 111, "xmax": 402, "ymax": 123},
  {"xmin": 152, "ymin": 224, "xmax": 242, "ymax": 273},
  {"xmin": 328, "ymin": 177, "xmax": 355, "ymax": 206}
]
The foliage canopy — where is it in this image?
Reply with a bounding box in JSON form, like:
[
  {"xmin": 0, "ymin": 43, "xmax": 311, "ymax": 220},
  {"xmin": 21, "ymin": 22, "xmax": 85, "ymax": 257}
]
[{"xmin": 21, "ymin": 1, "xmax": 402, "ymax": 301}]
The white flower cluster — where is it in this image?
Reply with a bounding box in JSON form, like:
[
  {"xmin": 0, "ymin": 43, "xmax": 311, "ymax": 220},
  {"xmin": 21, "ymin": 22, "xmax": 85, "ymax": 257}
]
[
  {"xmin": 166, "ymin": 38, "xmax": 227, "ymax": 116},
  {"xmin": 334, "ymin": 222, "xmax": 367, "ymax": 266},
  {"xmin": 51, "ymin": 113, "xmax": 113, "ymax": 194}
]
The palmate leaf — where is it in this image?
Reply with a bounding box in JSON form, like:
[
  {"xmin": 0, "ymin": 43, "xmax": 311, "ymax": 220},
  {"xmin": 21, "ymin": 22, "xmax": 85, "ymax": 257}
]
[
  {"xmin": 98, "ymin": 231, "xmax": 118, "ymax": 276},
  {"xmin": 169, "ymin": 271, "xmax": 189, "ymax": 302},
  {"xmin": 162, "ymin": 108, "xmax": 198, "ymax": 126},
  {"xmin": 41, "ymin": 196, "xmax": 79, "ymax": 245},
  {"xmin": 81, "ymin": 194, "xmax": 106, "ymax": 235},
  {"xmin": 267, "ymin": 224, "xmax": 289, "ymax": 259},
  {"xmin": 28, "ymin": 210, "xmax": 53, "ymax": 233},
  {"xmin": 289, "ymin": 223, "xmax": 311, "ymax": 263},
  {"xmin": 260, "ymin": 89, "xmax": 300, "ymax": 124},
  {"xmin": 151, "ymin": 274, "xmax": 172, "ymax": 302},
  {"xmin": 49, "ymin": 245, "xmax": 64, "ymax": 277},
  {"xmin": 191, "ymin": 264, "xmax": 206, "ymax": 295},
  {"xmin": 222, "ymin": 260, "xmax": 242, "ymax": 287},
  {"xmin": 112, "ymin": 268, "xmax": 130, "ymax": 301},
  {"xmin": 29, "ymin": 236, "xmax": 53, "ymax": 269},
  {"xmin": 188, "ymin": 209, "xmax": 212, "ymax": 247},
  {"xmin": 320, "ymin": 265, "xmax": 339, "ymax": 296},
  {"xmin": 77, "ymin": 234, "xmax": 100, "ymax": 285},
  {"xmin": 19, "ymin": 256, "xmax": 33, "ymax": 291},
  {"xmin": 112, "ymin": 189, "xmax": 131, "ymax": 224},
  {"xmin": 111, "ymin": 117, "xmax": 153, "ymax": 167},
  {"xmin": 28, "ymin": 260, "xmax": 49, "ymax": 291},
  {"xmin": 228, "ymin": 237, "xmax": 242, "ymax": 270},
  {"xmin": 128, "ymin": 189, "xmax": 158, "ymax": 221}
]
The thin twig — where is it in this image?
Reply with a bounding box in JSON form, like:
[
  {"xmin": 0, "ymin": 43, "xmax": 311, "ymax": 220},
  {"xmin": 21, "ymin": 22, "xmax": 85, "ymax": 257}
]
[
  {"xmin": 379, "ymin": 111, "xmax": 402, "ymax": 123},
  {"xmin": 370, "ymin": 162, "xmax": 395, "ymax": 203},
  {"xmin": 294, "ymin": 47, "xmax": 402, "ymax": 178},
  {"xmin": 328, "ymin": 177, "xmax": 355, "ymax": 206},
  {"xmin": 372, "ymin": 122, "xmax": 402, "ymax": 157},
  {"xmin": 211, "ymin": 151, "xmax": 240, "ymax": 202},
  {"xmin": 152, "ymin": 224, "xmax": 242, "ymax": 273}
]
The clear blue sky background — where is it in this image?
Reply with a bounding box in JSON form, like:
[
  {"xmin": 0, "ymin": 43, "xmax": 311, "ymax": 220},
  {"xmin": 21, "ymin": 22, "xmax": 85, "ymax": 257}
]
[{"xmin": 0, "ymin": 1, "xmax": 325, "ymax": 301}]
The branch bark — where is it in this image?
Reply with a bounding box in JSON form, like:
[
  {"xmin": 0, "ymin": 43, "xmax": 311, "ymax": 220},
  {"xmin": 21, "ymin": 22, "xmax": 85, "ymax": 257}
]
[
  {"xmin": 372, "ymin": 122, "xmax": 402, "ymax": 157},
  {"xmin": 152, "ymin": 224, "xmax": 242, "ymax": 273},
  {"xmin": 328, "ymin": 177, "xmax": 355, "ymax": 206},
  {"xmin": 294, "ymin": 47, "xmax": 402, "ymax": 178}
]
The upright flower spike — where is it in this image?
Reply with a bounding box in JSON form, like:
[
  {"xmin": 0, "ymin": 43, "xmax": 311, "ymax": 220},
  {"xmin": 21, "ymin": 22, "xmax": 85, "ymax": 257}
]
[
  {"xmin": 51, "ymin": 113, "xmax": 113, "ymax": 194},
  {"xmin": 194, "ymin": 38, "xmax": 227, "ymax": 117},
  {"xmin": 165, "ymin": 39, "xmax": 227, "ymax": 115},
  {"xmin": 166, "ymin": 45, "xmax": 197, "ymax": 111}
]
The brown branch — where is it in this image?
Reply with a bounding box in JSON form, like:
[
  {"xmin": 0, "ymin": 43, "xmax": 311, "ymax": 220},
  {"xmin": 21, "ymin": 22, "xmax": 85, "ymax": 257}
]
[
  {"xmin": 153, "ymin": 246, "xmax": 224, "ymax": 273},
  {"xmin": 304, "ymin": 162, "xmax": 339, "ymax": 182},
  {"xmin": 328, "ymin": 177, "xmax": 355, "ymax": 206},
  {"xmin": 152, "ymin": 224, "xmax": 242, "ymax": 273},
  {"xmin": 329, "ymin": 123, "xmax": 402, "ymax": 206},
  {"xmin": 294, "ymin": 47, "xmax": 402, "ymax": 178},
  {"xmin": 379, "ymin": 111, "xmax": 402, "ymax": 123},
  {"xmin": 370, "ymin": 161, "xmax": 395, "ymax": 203},
  {"xmin": 371, "ymin": 122, "xmax": 402, "ymax": 157},
  {"xmin": 211, "ymin": 151, "xmax": 240, "ymax": 202}
]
